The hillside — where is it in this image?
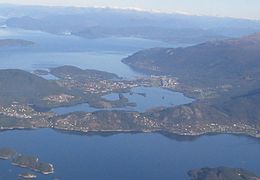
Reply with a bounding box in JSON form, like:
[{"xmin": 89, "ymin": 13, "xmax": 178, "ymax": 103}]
[
  {"xmin": 50, "ymin": 65, "xmax": 120, "ymax": 82},
  {"xmin": 122, "ymin": 32, "xmax": 260, "ymax": 88},
  {"xmin": 145, "ymin": 89, "xmax": 260, "ymax": 135},
  {"xmin": 122, "ymin": 32, "xmax": 260, "ymax": 137},
  {"xmin": 0, "ymin": 69, "xmax": 64, "ymax": 105}
]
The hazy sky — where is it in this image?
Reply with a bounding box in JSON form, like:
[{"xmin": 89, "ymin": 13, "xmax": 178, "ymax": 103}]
[{"xmin": 1, "ymin": 0, "xmax": 260, "ymax": 20}]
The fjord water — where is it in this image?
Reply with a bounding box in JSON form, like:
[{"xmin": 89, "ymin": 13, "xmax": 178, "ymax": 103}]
[
  {"xmin": 1, "ymin": 28, "xmax": 260, "ymax": 179},
  {"xmin": 0, "ymin": 27, "xmax": 178, "ymax": 78},
  {"xmin": 103, "ymin": 87, "xmax": 193, "ymax": 112},
  {"xmin": 52, "ymin": 87, "xmax": 194, "ymax": 115},
  {"xmin": 0, "ymin": 129, "xmax": 260, "ymax": 180}
]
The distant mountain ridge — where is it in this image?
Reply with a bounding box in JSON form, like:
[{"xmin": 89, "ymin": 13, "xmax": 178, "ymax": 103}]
[{"xmin": 2, "ymin": 4, "xmax": 260, "ymax": 43}]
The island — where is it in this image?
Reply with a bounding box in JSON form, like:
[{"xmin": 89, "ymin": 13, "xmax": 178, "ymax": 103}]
[
  {"xmin": 0, "ymin": 148, "xmax": 54, "ymax": 175},
  {"xmin": 33, "ymin": 69, "xmax": 49, "ymax": 76},
  {"xmin": 19, "ymin": 172, "xmax": 37, "ymax": 179},
  {"xmin": 12, "ymin": 155, "xmax": 54, "ymax": 175},
  {"xmin": 0, "ymin": 39, "xmax": 34, "ymax": 47},
  {"xmin": 0, "ymin": 148, "xmax": 17, "ymax": 160},
  {"xmin": 188, "ymin": 167, "xmax": 260, "ymax": 180}
]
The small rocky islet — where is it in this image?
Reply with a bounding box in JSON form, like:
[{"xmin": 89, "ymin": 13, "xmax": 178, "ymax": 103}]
[{"xmin": 19, "ymin": 172, "xmax": 37, "ymax": 179}]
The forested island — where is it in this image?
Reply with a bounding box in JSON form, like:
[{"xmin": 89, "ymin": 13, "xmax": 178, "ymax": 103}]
[
  {"xmin": 188, "ymin": 167, "xmax": 260, "ymax": 180},
  {"xmin": 0, "ymin": 148, "xmax": 54, "ymax": 178}
]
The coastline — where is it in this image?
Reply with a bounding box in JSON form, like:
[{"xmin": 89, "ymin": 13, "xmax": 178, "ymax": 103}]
[{"xmin": 1, "ymin": 126, "xmax": 259, "ymax": 140}]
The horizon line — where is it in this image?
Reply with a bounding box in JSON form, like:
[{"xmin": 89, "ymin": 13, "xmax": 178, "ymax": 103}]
[{"xmin": 0, "ymin": 2, "xmax": 260, "ymax": 21}]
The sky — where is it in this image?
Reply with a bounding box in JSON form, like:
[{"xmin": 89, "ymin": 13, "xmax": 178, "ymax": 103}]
[{"xmin": 0, "ymin": 0, "xmax": 260, "ymax": 20}]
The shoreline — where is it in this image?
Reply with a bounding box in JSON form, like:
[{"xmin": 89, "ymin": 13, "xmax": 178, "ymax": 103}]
[{"xmin": 1, "ymin": 126, "xmax": 259, "ymax": 140}]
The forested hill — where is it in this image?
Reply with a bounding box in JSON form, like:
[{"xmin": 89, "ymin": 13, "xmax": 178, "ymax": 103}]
[
  {"xmin": 0, "ymin": 69, "xmax": 63, "ymax": 105},
  {"xmin": 122, "ymin": 32, "xmax": 260, "ymax": 88}
]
